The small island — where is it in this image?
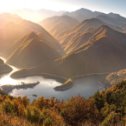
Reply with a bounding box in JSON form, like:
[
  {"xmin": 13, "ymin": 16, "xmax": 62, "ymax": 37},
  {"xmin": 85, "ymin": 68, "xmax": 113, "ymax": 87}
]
[
  {"xmin": 54, "ymin": 78, "xmax": 73, "ymax": 91},
  {"xmin": 0, "ymin": 81, "xmax": 40, "ymax": 94}
]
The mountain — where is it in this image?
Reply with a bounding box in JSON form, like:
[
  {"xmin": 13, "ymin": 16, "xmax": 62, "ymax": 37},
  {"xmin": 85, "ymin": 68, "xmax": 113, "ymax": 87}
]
[
  {"xmin": 0, "ymin": 58, "xmax": 12, "ymax": 75},
  {"xmin": 60, "ymin": 12, "xmax": 126, "ymax": 54},
  {"xmin": 40, "ymin": 9, "xmax": 126, "ymax": 50},
  {"xmin": 64, "ymin": 8, "xmax": 104, "ymax": 22},
  {"xmin": 97, "ymin": 13, "xmax": 126, "ymax": 33},
  {"xmin": 40, "ymin": 15, "xmax": 79, "ymax": 40},
  {"xmin": 60, "ymin": 18, "xmax": 105, "ymax": 54},
  {"xmin": 0, "ymin": 13, "xmax": 63, "ymax": 57},
  {"xmin": 7, "ymin": 32, "xmax": 70, "ymax": 79},
  {"xmin": 61, "ymin": 25, "xmax": 126, "ymax": 77},
  {"xmin": 7, "ymin": 32, "xmax": 62, "ymax": 68}
]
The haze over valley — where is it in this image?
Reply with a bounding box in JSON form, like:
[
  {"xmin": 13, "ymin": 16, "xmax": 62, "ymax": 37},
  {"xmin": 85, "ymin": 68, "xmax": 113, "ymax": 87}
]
[{"xmin": 0, "ymin": 7, "xmax": 126, "ymax": 95}]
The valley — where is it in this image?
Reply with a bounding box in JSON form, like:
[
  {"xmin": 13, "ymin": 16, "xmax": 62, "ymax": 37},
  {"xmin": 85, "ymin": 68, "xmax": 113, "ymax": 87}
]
[
  {"xmin": 0, "ymin": 2, "xmax": 126, "ymax": 125},
  {"xmin": 0, "ymin": 9, "xmax": 126, "ymax": 100}
]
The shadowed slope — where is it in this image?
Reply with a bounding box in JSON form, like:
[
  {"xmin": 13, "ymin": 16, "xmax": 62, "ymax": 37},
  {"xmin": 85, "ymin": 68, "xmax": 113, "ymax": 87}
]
[
  {"xmin": 61, "ymin": 25, "xmax": 126, "ymax": 77},
  {"xmin": 41, "ymin": 15, "xmax": 79, "ymax": 40}
]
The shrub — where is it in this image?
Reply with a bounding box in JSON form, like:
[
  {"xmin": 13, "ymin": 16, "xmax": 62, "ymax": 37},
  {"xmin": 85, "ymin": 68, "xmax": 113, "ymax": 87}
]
[
  {"xmin": 2, "ymin": 99, "xmax": 16, "ymax": 114},
  {"xmin": 25, "ymin": 106, "xmax": 43, "ymax": 123}
]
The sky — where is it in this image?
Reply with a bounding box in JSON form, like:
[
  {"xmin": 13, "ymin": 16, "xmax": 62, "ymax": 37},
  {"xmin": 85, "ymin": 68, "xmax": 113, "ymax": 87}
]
[{"xmin": 0, "ymin": 0, "xmax": 126, "ymax": 17}]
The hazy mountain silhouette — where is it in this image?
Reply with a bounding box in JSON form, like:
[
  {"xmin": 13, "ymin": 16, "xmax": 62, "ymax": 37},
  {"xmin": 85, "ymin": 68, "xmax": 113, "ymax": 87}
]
[
  {"xmin": 59, "ymin": 13, "xmax": 126, "ymax": 54},
  {"xmin": 97, "ymin": 13, "xmax": 126, "ymax": 33},
  {"xmin": 41, "ymin": 15, "xmax": 79, "ymax": 40},
  {"xmin": 41, "ymin": 9, "xmax": 126, "ymax": 51},
  {"xmin": 0, "ymin": 13, "xmax": 62, "ymax": 57},
  {"xmin": 64, "ymin": 8, "xmax": 103, "ymax": 22}
]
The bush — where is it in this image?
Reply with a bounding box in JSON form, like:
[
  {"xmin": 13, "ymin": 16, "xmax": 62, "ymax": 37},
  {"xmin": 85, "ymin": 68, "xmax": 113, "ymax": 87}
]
[
  {"xmin": 25, "ymin": 106, "xmax": 43, "ymax": 123},
  {"xmin": 2, "ymin": 99, "xmax": 16, "ymax": 114}
]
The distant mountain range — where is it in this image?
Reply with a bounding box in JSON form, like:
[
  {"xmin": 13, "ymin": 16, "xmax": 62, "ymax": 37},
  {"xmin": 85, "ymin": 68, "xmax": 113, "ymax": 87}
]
[
  {"xmin": 41, "ymin": 8, "xmax": 126, "ymax": 42},
  {"xmin": 64, "ymin": 8, "xmax": 104, "ymax": 22},
  {"xmin": 0, "ymin": 8, "xmax": 126, "ymax": 80}
]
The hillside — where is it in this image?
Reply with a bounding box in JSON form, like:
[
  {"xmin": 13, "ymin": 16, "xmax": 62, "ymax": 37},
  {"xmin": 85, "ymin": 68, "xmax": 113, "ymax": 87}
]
[
  {"xmin": 61, "ymin": 25, "xmax": 126, "ymax": 77},
  {"xmin": 41, "ymin": 15, "xmax": 79, "ymax": 40}
]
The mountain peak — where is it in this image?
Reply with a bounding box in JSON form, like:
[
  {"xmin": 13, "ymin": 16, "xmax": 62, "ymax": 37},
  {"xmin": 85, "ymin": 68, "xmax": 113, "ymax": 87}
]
[
  {"xmin": 27, "ymin": 32, "xmax": 38, "ymax": 39},
  {"xmin": 76, "ymin": 8, "xmax": 92, "ymax": 12}
]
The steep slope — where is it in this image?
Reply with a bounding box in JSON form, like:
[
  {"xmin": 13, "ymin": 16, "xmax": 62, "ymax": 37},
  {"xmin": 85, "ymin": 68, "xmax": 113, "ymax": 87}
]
[
  {"xmin": 41, "ymin": 15, "xmax": 79, "ymax": 40},
  {"xmin": 0, "ymin": 13, "xmax": 63, "ymax": 57},
  {"xmin": 7, "ymin": 32, "xmax": 61, "ymax": 68},
  {"xmin": 60, "ymin": 18, "xmax": 105, "ymax": 54},
  {"xmin": 61, "ymin": 25, "xmax": 126, "ymax": 77}
]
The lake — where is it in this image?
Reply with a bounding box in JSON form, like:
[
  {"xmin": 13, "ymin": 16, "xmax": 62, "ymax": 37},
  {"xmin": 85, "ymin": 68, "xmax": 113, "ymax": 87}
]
[{"xmin": 0, "ymin": 57, "xmax": 108, "ymax": 100}]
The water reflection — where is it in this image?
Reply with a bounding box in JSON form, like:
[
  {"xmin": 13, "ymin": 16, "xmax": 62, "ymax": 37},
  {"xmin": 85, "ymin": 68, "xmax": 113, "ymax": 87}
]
[{"xmin": 10, "ymin": 75, "xmax": 107, "ymax": 100}]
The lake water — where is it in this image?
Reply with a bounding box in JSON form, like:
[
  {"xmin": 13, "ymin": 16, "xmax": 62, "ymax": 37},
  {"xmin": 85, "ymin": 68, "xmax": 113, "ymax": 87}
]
[{"xmin": 0, "ymin": 57, "xmax": 108, "ymax": 100}]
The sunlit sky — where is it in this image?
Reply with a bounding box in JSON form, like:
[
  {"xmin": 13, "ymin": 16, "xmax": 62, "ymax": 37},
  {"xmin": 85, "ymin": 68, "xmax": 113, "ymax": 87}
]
[{"xmin": 0, "ymin": 0, "xmax": 126, "ymax": 17}]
